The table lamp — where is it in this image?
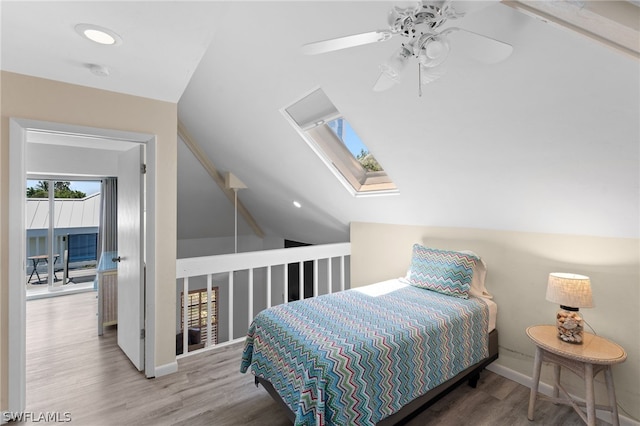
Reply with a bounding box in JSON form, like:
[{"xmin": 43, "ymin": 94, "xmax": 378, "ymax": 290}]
[{"xmin": 545, "ymin": 273, "xmax": 593, "ymax": 344}]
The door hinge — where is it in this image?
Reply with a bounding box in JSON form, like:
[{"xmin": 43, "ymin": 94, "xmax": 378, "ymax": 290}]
[
  {"xmin": 140, "ymin": 329, "xmax": 145, "ymax": 339},
  {"xmin": 141, "ymin": 164, "xmax": 147, "ymax": 174}
]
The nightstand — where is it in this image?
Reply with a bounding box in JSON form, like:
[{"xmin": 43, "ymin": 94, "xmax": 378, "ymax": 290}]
[{"xmin": 526, "ymin": 325, "xmax": 626, "ymax": 426}]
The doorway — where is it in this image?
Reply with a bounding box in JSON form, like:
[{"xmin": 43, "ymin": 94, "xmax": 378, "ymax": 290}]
[
  {"xmin": 25, "ymin": 178, "xmax": 101, "ymax": 299},
  {"xmin": 8, "ymin": 118, "xmax": 158, "ymax": 415}
]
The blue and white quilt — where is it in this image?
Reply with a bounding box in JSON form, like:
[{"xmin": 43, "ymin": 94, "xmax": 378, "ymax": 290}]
[{"xmin": 241, "ymin": 279, "xmax": 489, "ymax": 425}]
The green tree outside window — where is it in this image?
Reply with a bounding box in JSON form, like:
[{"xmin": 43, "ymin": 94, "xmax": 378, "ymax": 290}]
[{"xmin": 26, "ymin": 181, "xmax": 86, "ymax": 199}]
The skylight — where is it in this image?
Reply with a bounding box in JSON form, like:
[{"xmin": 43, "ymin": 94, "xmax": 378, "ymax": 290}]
[{"xmin": 283, "ymin": 89, "xmax": 397, "ymax": 196}]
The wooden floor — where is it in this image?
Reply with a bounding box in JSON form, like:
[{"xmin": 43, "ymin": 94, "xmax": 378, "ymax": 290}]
[{"xmin": 25, "ymin": 292, "xmax": 606, "ymax": 425}]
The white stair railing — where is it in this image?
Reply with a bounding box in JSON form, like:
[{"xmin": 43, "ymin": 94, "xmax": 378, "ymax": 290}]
[{"xmin": 176, "ymin": 243, "xmax": 351, "ymax": 358}]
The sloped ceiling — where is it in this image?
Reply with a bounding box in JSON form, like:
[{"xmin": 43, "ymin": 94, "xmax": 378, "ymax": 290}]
[
  {"xmin": 2, "ymin": 1, "xmax": 638, "ymax": 245},
  {"xmin": 0, "ymin": 1, "xmax": 221, "ymax": 102},
  {"xmin": 178, "ymin": 1, "xmax": 639, "ymax": 243}
]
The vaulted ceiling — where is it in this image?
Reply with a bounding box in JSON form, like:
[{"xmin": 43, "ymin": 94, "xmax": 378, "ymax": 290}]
[
  {"xmin": 3, "ymin": 1, "xmax": 639, "ymax": 245},
  {"xmin": 177, "ymin": 1, "xmax": 639, "ymax": 243}
]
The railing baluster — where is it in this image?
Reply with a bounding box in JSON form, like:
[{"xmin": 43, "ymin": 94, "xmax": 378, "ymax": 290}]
[
  {"xmin": 327, "ymin": 257, "xmax": 332, "ymax": 295},
  {"xmin": 266, "ymin": 266, "xmax": 272, "ymax": 308},
  {"xmin": 340, "ymin": 256, "xmax": 345, "ymax": 292},
  {"xmin": 313, "ymin": 259, "xmax": 318, "ymax": 297},
  {"xmin": 228, "ymin": 271, "xmax": 234, "ymax": 341},
  {"xmin": 175, "ymin": 243, "xmax": 350, "ymax": 357},
  {"xmin": 283, "ymin": 264, "xmax": 288, "ymax": 304},
  {"xmin": 248, "ymin": 268, "xmax": 254, "ymax": 328},
  {"xmin": 299, "ymin": 261, "xmax": 304, "ymax": 300},
  {"xmin": 206, "ymin": 274, "xmax": 212, "ymax": 347},
  {"xmin": 183, "ymin": 277, "xmax": 189, "ymax": 354}
]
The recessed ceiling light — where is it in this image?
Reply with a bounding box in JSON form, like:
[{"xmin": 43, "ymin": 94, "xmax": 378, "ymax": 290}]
[
  {"xmin": 293, "ymin": 201, "xmax": 302, "ymax": 208},
  {"xmin": 75, "ymin": 24, "xmax": 122, "ymax": 46}
]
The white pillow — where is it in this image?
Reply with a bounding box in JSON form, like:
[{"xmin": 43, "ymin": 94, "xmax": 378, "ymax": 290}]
[{"xmin": 458, "ymin": 250, "xmax": 492, "ymax": 299}]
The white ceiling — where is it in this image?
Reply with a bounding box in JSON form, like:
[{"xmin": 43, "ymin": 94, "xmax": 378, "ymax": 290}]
[
  {"xmin": 1, "ymin": 1, "xmax": 220, "ymax": 102},
  {"xmin": 3, "ymin": 1, "xmax": 639, "ymax": 245},
  {"xmin": 178, "ymin": 1, "xmax": 639, "ymax": 242}
]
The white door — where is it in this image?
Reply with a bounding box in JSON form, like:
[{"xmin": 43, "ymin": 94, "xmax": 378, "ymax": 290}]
[{"xmin": 117, "ymin": 144, "xmax": 145, "ymax": 371}]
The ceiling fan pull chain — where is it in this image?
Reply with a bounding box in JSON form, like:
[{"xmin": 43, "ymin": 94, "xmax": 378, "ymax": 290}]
[{"xmin": 418, "ymin": 63, "xmax": 422, "ymax": 97}]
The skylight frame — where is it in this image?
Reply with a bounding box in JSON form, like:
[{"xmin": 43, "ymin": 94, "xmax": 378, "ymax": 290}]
[{"xmin": 282, "ymin": 88, "xmax": 398, "ymax": 197}]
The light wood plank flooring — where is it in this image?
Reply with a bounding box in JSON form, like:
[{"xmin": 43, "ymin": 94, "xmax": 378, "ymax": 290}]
[{"xmin": 25, "ymin": 292, "xmax": 606, "ymax": 425}]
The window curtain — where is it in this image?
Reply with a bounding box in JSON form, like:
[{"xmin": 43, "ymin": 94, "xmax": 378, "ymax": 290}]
[{"xmin": 98, "ymin": 177, "xmax": 117, "ymax": 263}]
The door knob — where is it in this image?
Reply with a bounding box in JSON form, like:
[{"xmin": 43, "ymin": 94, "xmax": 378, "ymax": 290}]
[{"xmin": 112, "ymin": 256, "xmax": 122, "ymax": 263}]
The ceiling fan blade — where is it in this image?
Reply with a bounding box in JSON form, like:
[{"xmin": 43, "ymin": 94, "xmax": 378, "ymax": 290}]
[
  {"xmin": 373, "ymin": 72, "xmax": 399, "ymax": 92},
  {"xmin": 420, "ymin": 63, "xmax": 447, "ymax": 85},
  {"xmin": 443, "ymin": 27, "xmax": 513, "ymax": 64},
  {"xmin": 302, "ymin": 30, "xmax": 395, "ymax": 55},
  {"xmin": 447, "ymin": 0, "xmax": 500, "ymax": 18},
  {"xmin": 418, "ymin": 62, "xmax": 448, "ymax": 96},
  {"xmin": 372, "ymin": 45, "xmax": 412, "ymax": 92}
]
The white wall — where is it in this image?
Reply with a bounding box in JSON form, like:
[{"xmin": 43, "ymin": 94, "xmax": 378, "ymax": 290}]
[
  {"xmin": 1, "ymin": 72, "xmax": 178, "ymax": 410},
  {"xmin": 350, "ymin": 221, "xmax": 640, "ymax": 421}
]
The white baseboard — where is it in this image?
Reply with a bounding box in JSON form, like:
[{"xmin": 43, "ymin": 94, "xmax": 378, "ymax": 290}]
[
  {"xmin": 153, "ymin": 361, "xmax": 178, "ymax": 378},
  {"xmin": 486, "ymin": 363, "xmax": 639, "ymax": 426}
]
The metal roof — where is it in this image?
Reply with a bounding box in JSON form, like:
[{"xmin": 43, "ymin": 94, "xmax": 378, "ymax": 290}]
[{"xmin": 26, "ymin": 193, "xmax": 100, "ymax": 230}]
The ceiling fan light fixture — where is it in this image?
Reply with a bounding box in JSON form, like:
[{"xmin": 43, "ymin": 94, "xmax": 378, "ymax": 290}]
[
  {"xmin": 379, "ymin": 63, "xmax": 400, "ymax": 81},
  {"xmin": 426, "ymin": 40, "xmax": 445, "ymax": 59},
  {"xmin": 381, "ymin": 45, "xmax": 411, "ymax": 81},
  {"xmin": 417, "ymin": 35, "xmax": 450, "ymax": 67}
]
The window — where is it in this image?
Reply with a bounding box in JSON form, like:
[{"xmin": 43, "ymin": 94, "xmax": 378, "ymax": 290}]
[
  {"xmin": 283, "ymin": 88, "xmax": 397, "ymax": 196},
  {"xmin": 180, "ymin": 288, "xmax": 218, "ymax": 346}
]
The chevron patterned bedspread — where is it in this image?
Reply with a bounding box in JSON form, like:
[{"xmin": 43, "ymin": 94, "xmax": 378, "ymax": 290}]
[{"xmin": 240, "ymin": 279, "xmax": 489, "ymax": 425}]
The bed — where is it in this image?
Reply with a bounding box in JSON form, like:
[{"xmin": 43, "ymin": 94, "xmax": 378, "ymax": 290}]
[{"xmin": 241, "ymin": 245, "xmax": 498, "ymax": 425}]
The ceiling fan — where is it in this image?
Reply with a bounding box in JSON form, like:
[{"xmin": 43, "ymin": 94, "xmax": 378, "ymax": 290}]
[{"xmin": 302, "ymin": 1, "xmax": 513, "ymax": 96}]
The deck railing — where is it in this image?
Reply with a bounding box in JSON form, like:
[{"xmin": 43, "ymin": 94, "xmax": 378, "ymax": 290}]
[{"xmin": 175, "ymin": 242, "xmax": 351, "ymax": 357}]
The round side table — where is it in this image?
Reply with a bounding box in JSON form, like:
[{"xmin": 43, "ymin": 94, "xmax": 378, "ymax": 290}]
[{"xmin": 526, "ymin": 325, "xmax": 626, "ymax": 426}]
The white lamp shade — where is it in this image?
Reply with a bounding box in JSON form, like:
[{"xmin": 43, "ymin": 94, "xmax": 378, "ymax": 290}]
[{"xmin": 545, "ymin": 272, "xmax": 594, "ymax": 309}]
